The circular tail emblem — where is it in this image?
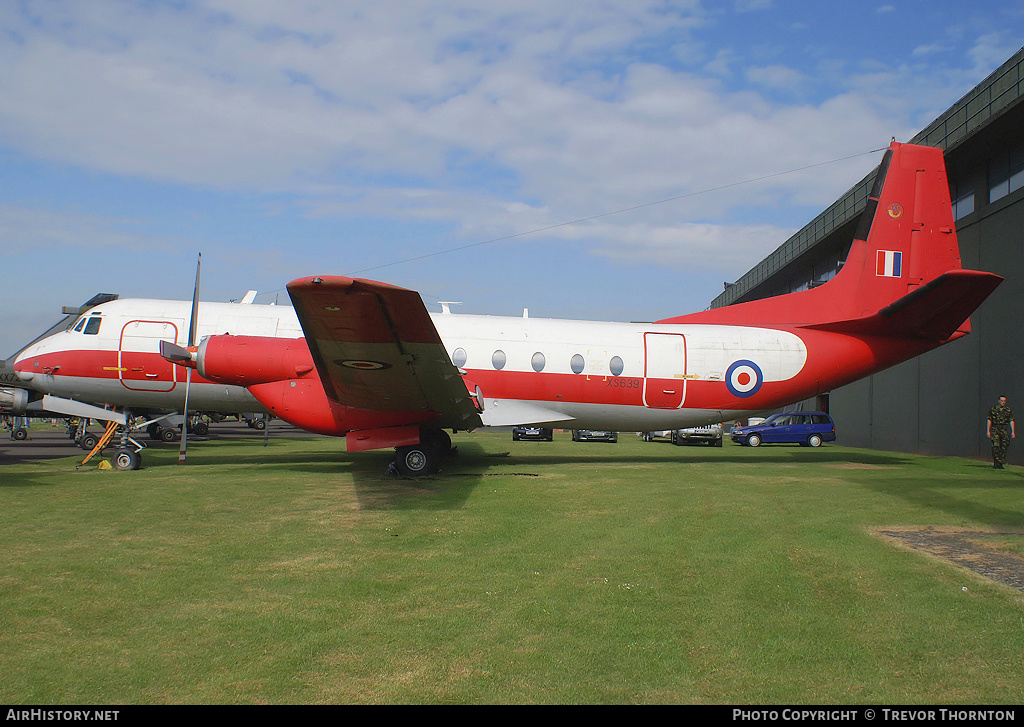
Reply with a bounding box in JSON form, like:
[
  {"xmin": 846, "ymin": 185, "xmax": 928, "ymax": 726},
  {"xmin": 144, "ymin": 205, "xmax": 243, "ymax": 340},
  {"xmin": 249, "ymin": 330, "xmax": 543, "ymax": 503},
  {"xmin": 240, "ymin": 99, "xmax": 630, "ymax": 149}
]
[
  {"xmin": 336, "ymin": 359, "xmax": 392, "ymax": 370},
  {"xmin": 726, "ymin": 359, "xmax": 763, "ymax": 398}
]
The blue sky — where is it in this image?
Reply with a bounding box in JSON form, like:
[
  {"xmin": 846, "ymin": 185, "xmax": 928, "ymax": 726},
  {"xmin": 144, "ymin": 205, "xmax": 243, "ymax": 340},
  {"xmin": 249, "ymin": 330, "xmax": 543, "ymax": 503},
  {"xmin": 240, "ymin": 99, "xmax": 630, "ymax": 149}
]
[{"xmin": 1, "ymin": 1, "xmax": 1022, "ymax": 354}]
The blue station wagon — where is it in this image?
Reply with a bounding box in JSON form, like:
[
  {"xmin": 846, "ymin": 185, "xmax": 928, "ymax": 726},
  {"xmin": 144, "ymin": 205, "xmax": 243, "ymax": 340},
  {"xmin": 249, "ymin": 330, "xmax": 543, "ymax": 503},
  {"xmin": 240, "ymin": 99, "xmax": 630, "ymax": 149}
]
[{"xmin": 731, "ymin": 413, "xmax": 836, "ymax": 448}]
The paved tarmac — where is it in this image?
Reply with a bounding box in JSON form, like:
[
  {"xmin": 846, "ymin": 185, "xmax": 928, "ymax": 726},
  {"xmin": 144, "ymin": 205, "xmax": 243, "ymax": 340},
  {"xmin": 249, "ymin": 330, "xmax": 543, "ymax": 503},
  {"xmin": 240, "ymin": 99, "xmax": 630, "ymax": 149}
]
[{"xmin": 0, "ymin": 419, "xmax": 308, "ymax": 466}]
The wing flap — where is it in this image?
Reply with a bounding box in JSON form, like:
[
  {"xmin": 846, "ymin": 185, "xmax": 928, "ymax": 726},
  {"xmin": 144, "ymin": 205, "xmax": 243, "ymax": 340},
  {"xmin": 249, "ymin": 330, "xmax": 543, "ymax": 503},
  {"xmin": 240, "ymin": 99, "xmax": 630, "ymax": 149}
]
[{"xmin": 287, "ymin": 276, "xmax": 482, "ymax": 430}]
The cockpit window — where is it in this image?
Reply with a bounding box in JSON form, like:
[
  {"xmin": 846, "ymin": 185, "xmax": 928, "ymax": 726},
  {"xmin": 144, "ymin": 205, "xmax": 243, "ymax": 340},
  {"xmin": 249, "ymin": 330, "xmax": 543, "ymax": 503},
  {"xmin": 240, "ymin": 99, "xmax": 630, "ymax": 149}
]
[
  {"xmin": 83, "ymin": 317, "xmax": 102, "ymax": 335},
  {"xmin": 72, "ymin": 318, "xmax": 87, "ymax": 332}
]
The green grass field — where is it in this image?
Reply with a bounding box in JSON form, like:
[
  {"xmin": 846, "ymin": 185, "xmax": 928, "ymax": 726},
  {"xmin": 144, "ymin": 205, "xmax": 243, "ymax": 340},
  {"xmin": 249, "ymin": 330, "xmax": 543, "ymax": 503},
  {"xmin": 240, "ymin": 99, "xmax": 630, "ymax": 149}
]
[{"xmin": 2, "ymin": 430, "xmax": 1023, "ymax": 704}]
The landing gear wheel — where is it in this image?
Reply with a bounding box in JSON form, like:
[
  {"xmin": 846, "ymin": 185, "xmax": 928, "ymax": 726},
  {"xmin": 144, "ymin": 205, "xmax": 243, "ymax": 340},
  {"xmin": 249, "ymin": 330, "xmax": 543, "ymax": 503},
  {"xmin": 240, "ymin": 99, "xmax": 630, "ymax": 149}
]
[
  {"xmin": 420, "ymin": 428, "xmax": 452, "ymax": 455},
  {"xmin": 13, "ymin": 427, "xmax": 28, "ymax": 441},
  {"xmin": 193, "ymin": 422, "xmax": 209, "ymax": 437},
  {"xmin": 113, "ymin": 448, "xmax": 141, "ymax": 471},
  {"xmin": 252, "ymin": 418, "xmax": 267, "ymax": 431},
  {"xmin": 394, "ymin": 444, "xmax": 439, "ymax": 476},
  {"xmin": 160, "ymin": 427, "xmax": 179, "ymax": 443},
  {"xmin": 807, "ymin": 434, "xmax": 822, "ymax": 448},
  {"xmin": 747, "ymin": 433, "xmax": 762, "ymax": 448}
]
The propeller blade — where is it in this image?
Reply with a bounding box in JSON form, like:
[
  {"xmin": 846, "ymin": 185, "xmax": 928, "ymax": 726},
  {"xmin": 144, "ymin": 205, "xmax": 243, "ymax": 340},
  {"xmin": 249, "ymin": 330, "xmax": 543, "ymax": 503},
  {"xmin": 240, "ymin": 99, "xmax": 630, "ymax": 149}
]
[
  {"xmin": 159, "ymin": 340, "xmax": 195, "ymax": 365},
  {"xmin": 188, "ymin": 253, "xmax": 202, "ymax": 347},
  {"xmin": 178, "ymin": 369, "xmax": 192, "ymax": 464},
  {"xmin": 180, "ymin": 253, "xmax": 201, "ymax": 465}
]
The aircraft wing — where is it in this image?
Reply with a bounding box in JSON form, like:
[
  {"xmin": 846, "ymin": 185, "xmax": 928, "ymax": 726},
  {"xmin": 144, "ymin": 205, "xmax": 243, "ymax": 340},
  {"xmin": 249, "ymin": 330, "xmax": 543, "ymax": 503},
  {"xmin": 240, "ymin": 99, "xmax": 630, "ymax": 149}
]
[{"xmin": 286, "ymin": 276, "xmax": 482, "ymax": 431}]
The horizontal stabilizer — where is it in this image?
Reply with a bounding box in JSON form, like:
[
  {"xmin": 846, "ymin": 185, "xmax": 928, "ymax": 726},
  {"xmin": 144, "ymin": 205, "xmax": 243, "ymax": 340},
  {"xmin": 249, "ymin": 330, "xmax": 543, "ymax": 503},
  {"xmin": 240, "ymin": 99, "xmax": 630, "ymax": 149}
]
[{"xmin": 802, "ymin": 269, "xmax": 1003, "ymax": 340}]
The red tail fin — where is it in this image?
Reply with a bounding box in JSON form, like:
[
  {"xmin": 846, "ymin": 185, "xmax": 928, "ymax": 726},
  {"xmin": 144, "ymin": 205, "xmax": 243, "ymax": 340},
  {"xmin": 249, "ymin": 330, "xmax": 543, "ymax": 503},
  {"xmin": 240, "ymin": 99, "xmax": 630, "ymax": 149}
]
[{"xmin": 660, "ymin": 141, "xmax": 1002, "ymax": 335}]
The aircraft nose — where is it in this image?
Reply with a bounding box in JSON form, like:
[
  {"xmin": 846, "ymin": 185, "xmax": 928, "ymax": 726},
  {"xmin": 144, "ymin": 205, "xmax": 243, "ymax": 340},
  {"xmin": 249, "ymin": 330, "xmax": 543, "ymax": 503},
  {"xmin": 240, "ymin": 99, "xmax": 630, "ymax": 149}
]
[{"xmin": 12, "ymin": 349, "xmax": 38, "ymax": 383}]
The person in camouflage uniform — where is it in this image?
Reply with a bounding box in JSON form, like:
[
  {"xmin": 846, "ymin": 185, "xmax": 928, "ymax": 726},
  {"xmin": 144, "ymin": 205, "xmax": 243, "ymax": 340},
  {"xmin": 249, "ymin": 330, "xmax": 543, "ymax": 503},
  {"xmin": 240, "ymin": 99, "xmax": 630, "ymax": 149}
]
[{"xmin": 987, "ymin": 396, "xmax": 1015, "ymax": 469}]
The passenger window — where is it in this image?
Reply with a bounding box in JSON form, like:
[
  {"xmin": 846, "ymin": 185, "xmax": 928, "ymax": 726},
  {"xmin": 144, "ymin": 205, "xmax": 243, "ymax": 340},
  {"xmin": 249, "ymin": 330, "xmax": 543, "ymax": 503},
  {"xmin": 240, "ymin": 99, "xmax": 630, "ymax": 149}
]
[
  {"xmin": 83, "ymin": 317, "xmax": 102, "ymax": 335},
  {"xmin": 570, "ymin": 354, "xmax": 585, "ymax": 374},
  {"xmin": 610, "ymin": 356, "xmax": 624, "ymax": 376},
  {"xmin": 452, "ymin": 348, "xmax": 467, "ymax": 368},
  {"xmin": 492, "ymin": 350, "xmax": 506, "ymax": 370},
  {"xmin": 531, "ymin": 352, "xmax": 545, "ymax": 373}
]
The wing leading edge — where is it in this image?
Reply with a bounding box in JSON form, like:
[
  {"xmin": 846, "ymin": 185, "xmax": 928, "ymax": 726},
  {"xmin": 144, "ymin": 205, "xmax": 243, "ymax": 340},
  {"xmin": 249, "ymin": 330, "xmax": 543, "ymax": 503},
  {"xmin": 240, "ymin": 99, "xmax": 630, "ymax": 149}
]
[{"xmin": 286, "ymin": 276, "xmax": 482, "ymax": 432}]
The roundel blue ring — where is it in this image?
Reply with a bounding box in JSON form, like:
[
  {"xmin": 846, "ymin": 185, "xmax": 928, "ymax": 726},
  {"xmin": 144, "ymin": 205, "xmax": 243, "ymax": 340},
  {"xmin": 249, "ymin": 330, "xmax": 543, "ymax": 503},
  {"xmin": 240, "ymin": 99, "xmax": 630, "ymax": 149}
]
[{"xmin": 725, "ymin": 359, "xmax": 763, "ymax": 398}]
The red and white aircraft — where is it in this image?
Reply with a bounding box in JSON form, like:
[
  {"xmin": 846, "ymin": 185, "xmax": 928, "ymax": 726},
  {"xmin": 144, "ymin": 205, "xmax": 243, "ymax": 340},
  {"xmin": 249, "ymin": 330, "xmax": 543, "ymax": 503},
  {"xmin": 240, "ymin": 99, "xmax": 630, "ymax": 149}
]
[{"xmin": 12, "ymin": 141, "xmax": 1003, "ymax": 473}]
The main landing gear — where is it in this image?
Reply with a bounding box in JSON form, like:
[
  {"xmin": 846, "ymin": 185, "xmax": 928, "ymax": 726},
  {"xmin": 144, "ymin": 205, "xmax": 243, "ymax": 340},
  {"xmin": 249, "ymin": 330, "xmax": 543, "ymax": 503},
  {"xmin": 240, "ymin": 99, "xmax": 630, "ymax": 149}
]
[{"xmin": 390, "ymin": 428, "xmax": 454, "ymax": 477}]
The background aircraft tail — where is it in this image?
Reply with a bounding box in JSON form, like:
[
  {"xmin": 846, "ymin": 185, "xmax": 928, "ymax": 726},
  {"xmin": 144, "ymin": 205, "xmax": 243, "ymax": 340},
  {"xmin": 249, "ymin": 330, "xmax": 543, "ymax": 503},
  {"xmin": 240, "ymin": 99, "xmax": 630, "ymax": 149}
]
[{"xmin": 662, "ymin": 141, "xmax": 1002, "ymax": 338}]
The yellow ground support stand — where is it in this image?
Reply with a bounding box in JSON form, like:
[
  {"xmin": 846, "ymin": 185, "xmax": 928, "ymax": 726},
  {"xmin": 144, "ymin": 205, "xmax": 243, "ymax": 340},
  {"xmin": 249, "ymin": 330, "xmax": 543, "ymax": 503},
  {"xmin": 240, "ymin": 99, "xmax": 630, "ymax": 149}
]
[{"xmin": 79, "ymin": 420, "xmax": 121, "ymax": 467}]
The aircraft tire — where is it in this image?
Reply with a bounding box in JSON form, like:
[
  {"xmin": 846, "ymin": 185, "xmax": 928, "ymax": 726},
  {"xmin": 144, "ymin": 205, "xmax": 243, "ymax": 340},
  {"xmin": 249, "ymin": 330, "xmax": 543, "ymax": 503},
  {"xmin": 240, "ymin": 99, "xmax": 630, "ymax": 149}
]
[
  {"xmin": 420, "ymin": 428, "xmax": 451, "ymax": 454},
  {"xmin": 193, "ymin": 421, "xmax": 209, "ymax": 436},
  {"xmin": 394, "ymin": 444, "xmax": 439, "ymax": 476},
  {"xmin": 13, "ymin": 427, "xmax": 28, "ymax": 441},
  {"xmin": 253, "ymin": 418, "xmax": 266, "ymax": 431},
  {"xmin": 113, "ymin": 448, "xmax": 141, "ymax": 471},
  {"xmin": 160, "ymin": 427, "xmax": 179, "ymax": 443},
  {"xmin": 747, "ymin": 433, "xmax": 762, "ymax": 448}
]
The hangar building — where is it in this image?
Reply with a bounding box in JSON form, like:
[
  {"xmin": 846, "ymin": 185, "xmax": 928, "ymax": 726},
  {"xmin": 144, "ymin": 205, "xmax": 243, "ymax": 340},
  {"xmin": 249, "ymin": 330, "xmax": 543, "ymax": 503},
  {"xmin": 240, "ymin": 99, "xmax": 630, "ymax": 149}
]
[{"xmin": 710, "ymin": 47, "xmax": 1024, "ymax": 463}]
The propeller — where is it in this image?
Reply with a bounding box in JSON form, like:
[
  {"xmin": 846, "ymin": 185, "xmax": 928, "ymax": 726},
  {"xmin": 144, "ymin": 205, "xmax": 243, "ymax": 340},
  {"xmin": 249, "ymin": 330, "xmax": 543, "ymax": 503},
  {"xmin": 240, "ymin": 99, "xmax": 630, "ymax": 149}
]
[{"xmin": 179, "ymin": 253, "xmax": 201, "ymax": 465}]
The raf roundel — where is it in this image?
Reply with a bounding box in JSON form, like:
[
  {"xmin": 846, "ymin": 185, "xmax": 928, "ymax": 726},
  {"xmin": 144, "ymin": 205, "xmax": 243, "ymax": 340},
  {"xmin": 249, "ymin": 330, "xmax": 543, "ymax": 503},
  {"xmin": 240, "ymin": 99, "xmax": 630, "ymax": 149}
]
[
  {"xmin": 336, "ymin": 359, "xmax": 392, "ymax": 370},
  {"xmin": 725, "ymin": 359, "xmax": 763, "ymax": 398}
]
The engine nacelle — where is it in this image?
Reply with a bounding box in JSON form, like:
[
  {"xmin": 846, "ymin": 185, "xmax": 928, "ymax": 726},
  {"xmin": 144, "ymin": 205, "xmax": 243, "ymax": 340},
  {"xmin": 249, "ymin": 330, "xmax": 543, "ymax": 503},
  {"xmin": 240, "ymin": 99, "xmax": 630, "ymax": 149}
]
[
  {"xmin": 0, "ymin": 386, "xmax": 30, "ymax": 414},
  {"xmin": 196, "ymin": 335, "xmax": 316, "ymax": 386}
]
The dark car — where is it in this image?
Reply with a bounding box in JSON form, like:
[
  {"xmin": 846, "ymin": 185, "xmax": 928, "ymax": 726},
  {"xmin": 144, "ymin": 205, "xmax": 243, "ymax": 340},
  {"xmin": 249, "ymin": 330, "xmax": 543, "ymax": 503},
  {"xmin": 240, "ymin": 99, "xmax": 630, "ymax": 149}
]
[
  {"xmin": 572, "ymin": 430, "xmax": 618, "ymax": 443},
  {"xmin": 731, "ymin": 412, "xmax": 835, "ymax": 447},
  {"xmin": 512, "ymin": 426, "xmax": 553, "ymax": 441}
]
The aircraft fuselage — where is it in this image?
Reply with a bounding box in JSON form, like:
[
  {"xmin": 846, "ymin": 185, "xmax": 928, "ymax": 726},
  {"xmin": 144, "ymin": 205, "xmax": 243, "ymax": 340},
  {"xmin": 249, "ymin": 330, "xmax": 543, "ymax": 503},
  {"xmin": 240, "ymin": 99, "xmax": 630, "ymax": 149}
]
[{"xmin": 14, "ymin": 297, "xmax": 934, "ymax": 433}]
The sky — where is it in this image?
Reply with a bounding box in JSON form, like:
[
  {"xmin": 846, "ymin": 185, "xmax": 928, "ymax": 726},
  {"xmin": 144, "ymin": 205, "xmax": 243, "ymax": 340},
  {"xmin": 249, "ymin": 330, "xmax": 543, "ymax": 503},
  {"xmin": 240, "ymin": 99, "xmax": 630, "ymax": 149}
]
[{"xmin": 1, "ymin": 0, "xmax": 1023, "ymax": 355}]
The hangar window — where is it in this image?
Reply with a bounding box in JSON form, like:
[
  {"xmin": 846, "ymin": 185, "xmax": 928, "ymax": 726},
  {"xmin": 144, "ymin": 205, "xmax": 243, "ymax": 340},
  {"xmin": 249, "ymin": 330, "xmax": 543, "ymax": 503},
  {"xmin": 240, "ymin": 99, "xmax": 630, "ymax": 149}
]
[
  {"xmin": 1013, "ymin": 144, "xmax": 1024, "ymax": 194},
  {"xmin": 610, "ymin": 356, "xmax": 624, "ymax": 376},
  {"xmin": 951, "ymin": 179, "xmax": 974, "ymax": 220},
  {"xmin": 452, "ymin": 348, "xmax": 467, "ymax": 368},
  {"xmin": 570, "ymin": 354, "xmax": 585, "ymax": 374},
  {"xmin": 988, "ymin": 144, "xmax": 1024, "ymax": 204},
  {"xmin": 83, "ymin": 317, "xmax": 102, "ymax": 335},
  {"xmin": 491, "ymin": 350, "xmax": 506, "ymax": 370},
  {"xmin": 531, "ymin": 352, "xmax": 545, "ymax": 372}
]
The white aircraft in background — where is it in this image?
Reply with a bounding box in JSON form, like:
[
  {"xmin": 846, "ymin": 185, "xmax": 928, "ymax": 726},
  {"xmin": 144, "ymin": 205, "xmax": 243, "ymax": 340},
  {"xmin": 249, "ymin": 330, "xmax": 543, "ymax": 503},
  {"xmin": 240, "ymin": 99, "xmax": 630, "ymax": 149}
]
[{"xmin": 10, "ymin": 142, "xmax": 1003, "ymax": 474}]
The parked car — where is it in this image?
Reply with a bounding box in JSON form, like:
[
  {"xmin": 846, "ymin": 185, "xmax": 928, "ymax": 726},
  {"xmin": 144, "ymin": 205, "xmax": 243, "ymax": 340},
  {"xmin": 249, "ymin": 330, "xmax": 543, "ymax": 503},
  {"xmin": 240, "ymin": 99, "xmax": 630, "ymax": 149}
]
[
  {"xmin": 731, "ymin": 412, "xmax": 836, "ymax": 447},
  {"xmin": 572, "ymin": 430, "xmax": 618, "ymax": 442},
  {"xmin": 671, "ymin": 424, "xmax": 723, "ymax": 447},
  {"xmin": 641, "ymin": 430, "xmax": 672, "ymax": 441},
  {"xmin": 512, "ymin": 426, "xmax": 553, "ymax": 441}
]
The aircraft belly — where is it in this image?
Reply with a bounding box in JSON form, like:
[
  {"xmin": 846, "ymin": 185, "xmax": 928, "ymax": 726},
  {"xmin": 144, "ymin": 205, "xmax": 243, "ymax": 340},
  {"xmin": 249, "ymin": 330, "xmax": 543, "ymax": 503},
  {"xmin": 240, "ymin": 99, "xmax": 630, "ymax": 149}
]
[
  {"xmin": 480, "ymin": 398, "xmax": 725, "ymax": 431},
  {"xmin": 32, "ymin": 375, "xmax": 265, "ymax": 414}
]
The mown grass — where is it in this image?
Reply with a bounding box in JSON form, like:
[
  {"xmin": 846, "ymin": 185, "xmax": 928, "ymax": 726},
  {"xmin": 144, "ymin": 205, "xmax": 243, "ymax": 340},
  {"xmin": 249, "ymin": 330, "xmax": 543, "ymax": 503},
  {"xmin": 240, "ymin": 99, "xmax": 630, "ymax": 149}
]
[{"xmin": 1, "ymin": 431, "xmax": 1023, "ymax": 704}]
